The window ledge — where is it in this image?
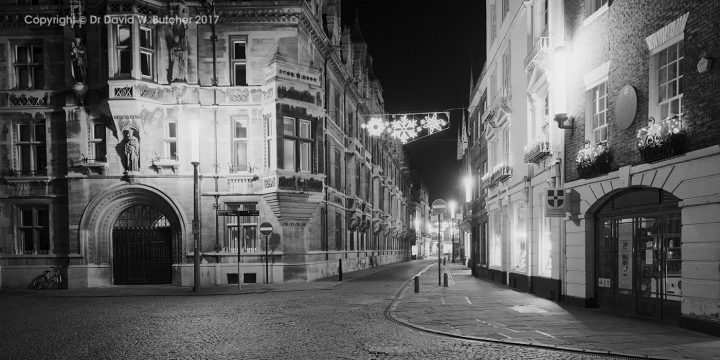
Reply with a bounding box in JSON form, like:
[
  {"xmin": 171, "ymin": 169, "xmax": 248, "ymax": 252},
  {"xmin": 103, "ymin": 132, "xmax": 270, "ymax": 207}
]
[
  {"xmin": 3, "ymin": 175, "xmax": 53, "ymax": 183},
  {"xmin": 69, "ymin": 161, "xmax": 108, "ymax": 176},
  {"xmin": 151, "ymin": 159, "xmax": 179, "ymax": 174}
]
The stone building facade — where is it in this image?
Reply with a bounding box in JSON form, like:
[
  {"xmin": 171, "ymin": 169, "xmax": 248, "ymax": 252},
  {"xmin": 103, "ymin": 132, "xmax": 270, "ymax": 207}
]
[
  {"xmin": 0, "ymin": 0, "xmax": 416, "ymax": 289},
  {"xmin": 464, "ymin": 0, "xmax": 566, "ymax": 301},
  {"xmin": 464, "ymin": 0, "xmax": 720, "ymax": 335}
]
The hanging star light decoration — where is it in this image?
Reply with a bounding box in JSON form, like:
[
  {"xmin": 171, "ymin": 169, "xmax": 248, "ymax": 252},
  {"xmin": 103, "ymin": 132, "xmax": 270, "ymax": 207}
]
[
  {"xmin": 388, "ymin": 115, "xmax": 418, "ymax": 143},
  {"xmin": 361, "ymin": 116, "xmax": 387, "ymax": 137},
  {"xmin": 420, "ymin": 113, "xmax": 447, "ymax": 134}
]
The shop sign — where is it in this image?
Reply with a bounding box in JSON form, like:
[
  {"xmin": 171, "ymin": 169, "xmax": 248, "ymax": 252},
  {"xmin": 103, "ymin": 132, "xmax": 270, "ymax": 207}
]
[
  {"xmin": 598, "ymin": 278, "xmax": 611, "ymax": 288},
  {"xmin": 545, "ymin": 188, "xmax": 565, "ymax": 217}
]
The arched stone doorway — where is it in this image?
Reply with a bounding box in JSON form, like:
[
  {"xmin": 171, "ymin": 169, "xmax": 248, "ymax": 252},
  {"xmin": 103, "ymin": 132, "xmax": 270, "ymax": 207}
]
[
  {"xmin": 113, "ymin": 204, "xmax": 173, "ymax": 284},
  {"xmin": 79, "ymin": 184, "xmax": 186, "ymax": 286},
  {"xmin": 593, "ymin": 187, "xmax": 681, "ymax": 320}
]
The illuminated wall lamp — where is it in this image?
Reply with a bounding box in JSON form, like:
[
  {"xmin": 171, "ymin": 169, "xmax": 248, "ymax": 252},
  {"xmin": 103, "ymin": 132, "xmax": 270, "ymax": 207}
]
[{"xmin": 554, "ymin": 113, "xmax": 574, "ymax": 129}]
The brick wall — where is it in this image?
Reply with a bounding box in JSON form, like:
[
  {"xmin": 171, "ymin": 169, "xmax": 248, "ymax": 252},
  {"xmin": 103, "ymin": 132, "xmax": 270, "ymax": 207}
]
[{"xmin": 564, "ymin": 0, "xmax": 720, "ymax": 182}]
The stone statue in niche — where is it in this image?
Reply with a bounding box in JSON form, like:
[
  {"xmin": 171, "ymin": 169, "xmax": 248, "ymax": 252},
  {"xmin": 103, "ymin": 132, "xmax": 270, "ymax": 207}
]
[
  {"xmin": 70, "ymin": 38, "xmax": 87, "ymax": 84},
  {"xmin": 123, "ymin": 129, "xmax": 140, "ymax": 172},
  {"xmin": 169, "ymin": 25, "xmax": 188, "ymax": 82}
]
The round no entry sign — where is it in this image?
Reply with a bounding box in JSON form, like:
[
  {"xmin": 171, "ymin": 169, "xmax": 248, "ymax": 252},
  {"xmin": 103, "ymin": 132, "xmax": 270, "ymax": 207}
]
[
  {"xmin": 259, "ymin": 222, "xmax": 274, "ymax": 236},
  {"xmin": 431, "ymin": 199, "xmax": 447, "ymax": 215}
]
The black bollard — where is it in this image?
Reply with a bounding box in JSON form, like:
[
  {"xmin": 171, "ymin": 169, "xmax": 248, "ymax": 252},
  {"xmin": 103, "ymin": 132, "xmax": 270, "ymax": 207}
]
[
  {"xmin": 338, "ymin": 259, "xmax": 343, "ymax": 281},
  {"xmin": 443, "ymin": 273, "xmax": 448, "ymax": 287},
  {"xmin": 414, "ymin": 276, "xmax": 420, "ymax": 293}
]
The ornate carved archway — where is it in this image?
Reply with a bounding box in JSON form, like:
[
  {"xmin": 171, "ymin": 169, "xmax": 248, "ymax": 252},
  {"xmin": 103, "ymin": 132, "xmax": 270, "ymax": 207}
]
[{"xmin": 78, "ymin": 184, "xmax": 187, "ymax": 266}]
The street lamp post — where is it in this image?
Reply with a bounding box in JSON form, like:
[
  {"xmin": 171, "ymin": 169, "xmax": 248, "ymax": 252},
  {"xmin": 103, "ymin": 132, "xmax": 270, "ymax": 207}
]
[
  {"xmin": 448, "ymin": 200, "xmax": 456, "ymax": 263},
  {"xmin": 192, "ymin": 161, "xmax": 201, "ymax": 292}
]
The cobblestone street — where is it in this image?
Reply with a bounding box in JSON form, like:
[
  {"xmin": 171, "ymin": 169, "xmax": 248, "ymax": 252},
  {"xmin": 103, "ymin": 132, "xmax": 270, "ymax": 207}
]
[{"xmin": 0, "ymin": 261, "xmax": 619, "ymax": 360}]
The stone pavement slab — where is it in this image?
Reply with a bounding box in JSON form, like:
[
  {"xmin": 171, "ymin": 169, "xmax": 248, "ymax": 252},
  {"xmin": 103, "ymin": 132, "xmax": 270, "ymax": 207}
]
[{"xmin": 389, "ymin": 261, "xmax": 720, "ymax": 360}]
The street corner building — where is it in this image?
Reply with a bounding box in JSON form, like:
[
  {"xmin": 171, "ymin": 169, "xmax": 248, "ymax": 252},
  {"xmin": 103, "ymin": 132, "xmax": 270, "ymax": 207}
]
[
  {"xmin": 0, "ymin": 0, "xmax": 420, "ymax": 289},
  {"xmin": 461, "ymin": 0, "xmax": 720, "ymax": 336}
]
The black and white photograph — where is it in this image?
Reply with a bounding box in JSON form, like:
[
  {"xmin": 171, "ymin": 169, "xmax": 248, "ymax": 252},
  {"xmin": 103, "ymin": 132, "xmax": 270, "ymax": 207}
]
[{"xmin": 0, "ymin": 0, "xmax": 719, "ymax": 359}]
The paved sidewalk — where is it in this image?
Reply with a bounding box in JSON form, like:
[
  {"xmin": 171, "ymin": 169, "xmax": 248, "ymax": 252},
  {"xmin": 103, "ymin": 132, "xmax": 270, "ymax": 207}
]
[
  {"xmin": 2, "ymin": 262, "xmax": 390, "ymax": 297},
  {"xmin": 388, "ymin": 261, "xmax": 720, "ymax": 360}
]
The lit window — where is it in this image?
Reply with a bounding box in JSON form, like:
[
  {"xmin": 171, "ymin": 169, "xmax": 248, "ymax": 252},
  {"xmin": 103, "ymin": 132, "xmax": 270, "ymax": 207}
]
[
  {"xmin": 13, "ymin": 43, "xmax": 43, "ymax": 90},
  {"xmin": 591, "ymin": 82, "xmax": 608, "ymax": 143},
  {"xmin": 139, "ymin": 27, "xmax": 154, "ymax": 78},
  {"xmin": 16, "ymin": 122, "xmax": 46, "ymax": 176},
  {"xmin": 225, "ymin": 203, "xmax": 258, "ymax": 253},
  {"xmin": 17, "ymin": 205, "xmax": 50, "ymax": 255},
  {"xmin": 231, "ymin": 39, "xmax": 247, "ymax": 86},
  {"xmin": 232, "ymin": 115, "xmax": 248, "ymax": 172},
  {"xmin": 91, "ymin": 122, "xmax": 106, "ymax": 162},
  {"xmin": 657, "ymin": 41, "xmax": 684, "ymax": 120},
  {"xmin": 164, "ymin": 122, "xmax": 177, "ymax": 160}
]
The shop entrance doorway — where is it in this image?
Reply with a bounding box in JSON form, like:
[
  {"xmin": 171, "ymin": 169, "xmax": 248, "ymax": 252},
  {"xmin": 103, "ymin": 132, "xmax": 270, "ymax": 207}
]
[{"xmin": 595, "ymin": 188, "xmax": 681, "ymax": 321}]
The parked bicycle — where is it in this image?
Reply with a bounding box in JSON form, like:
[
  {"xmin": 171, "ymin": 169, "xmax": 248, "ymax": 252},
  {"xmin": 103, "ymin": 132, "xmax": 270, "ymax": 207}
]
[{"xmin": 29, "ymin": 266, "xmax": 63, "ymax": 290}]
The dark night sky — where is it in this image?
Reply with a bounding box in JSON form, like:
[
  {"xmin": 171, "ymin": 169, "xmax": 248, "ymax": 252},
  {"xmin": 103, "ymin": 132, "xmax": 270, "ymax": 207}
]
[{"xmin": 341, "ymin": 0, "xmax": 486, "ymax": 202}]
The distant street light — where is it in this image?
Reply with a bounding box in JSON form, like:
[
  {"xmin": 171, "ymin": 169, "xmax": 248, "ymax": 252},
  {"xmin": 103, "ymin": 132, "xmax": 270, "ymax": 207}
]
[{"xmin": 448, "ymin": 200, "xmax": 457, "ymax": 263}]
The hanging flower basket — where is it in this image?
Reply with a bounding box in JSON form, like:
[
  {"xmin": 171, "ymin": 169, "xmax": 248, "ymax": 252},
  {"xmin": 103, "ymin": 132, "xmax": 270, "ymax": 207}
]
[
  {"xmin": 575, "ymin": 141, "xmax": 612, "ymax": 179},
  {"xmin": 636, "ymin": 116, "xmax": 686, "ymax": 163},
  {"xmin": 490, "ymin": 163, "xmax": 512, "ymax": 185},
  {"xmin": 523, "ymin": 134, "xmax": 551, "ymax": 164}
]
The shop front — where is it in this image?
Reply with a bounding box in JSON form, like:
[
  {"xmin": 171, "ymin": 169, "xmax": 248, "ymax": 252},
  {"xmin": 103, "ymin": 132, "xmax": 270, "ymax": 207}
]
[{"xmin": 594, "ymin": 187, "xmax": 681, "ymax": 321}]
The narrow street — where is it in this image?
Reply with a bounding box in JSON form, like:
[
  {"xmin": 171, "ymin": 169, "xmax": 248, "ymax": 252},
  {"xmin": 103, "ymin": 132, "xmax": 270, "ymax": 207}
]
[{"xmin": 0, "ymin": 261, "xmax": 618, "ymax": 360}]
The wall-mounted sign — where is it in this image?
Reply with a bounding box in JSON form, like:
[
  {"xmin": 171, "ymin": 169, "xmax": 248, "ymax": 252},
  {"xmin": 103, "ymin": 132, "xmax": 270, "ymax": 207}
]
[
  {"xmin": 615, "ymin": 85, "xmax": 637, "ymax": 130},
  {"xmin": 545, "ymin": 188, "xmax": 565, "ymax": 217}
]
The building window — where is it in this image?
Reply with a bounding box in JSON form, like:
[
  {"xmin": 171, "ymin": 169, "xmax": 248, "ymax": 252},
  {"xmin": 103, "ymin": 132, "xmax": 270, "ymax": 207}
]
[
  {"xmin": 16, "ymin": 122, "xmax": 46, "ymax": 176},
  {"xmin": 282, "ymin": 117, "xmax": 314, "ymax": 172},
  {"xmin": 231, "ymin": 38, "xmax": 247, "ymax": 86},
  {"xmin": 542, "ymin": 0, "xmax": 549, "ymax": 33},
  {"xmin": 164, "ymin": 121, "xmax": 177, "ymax": 160},
  {"xmin": 657, "ymin": 41, "xmax": 684, "ymax": 121},
  {"xmin": 264, "ymin": 115, "xmax": 273, "ymax": 169},
  {"xmin": 335, "ymin": 212, "xmax": 343, "ymax": 251},
  {"xmin": 356, "ymin": 162, "xmax": 361, "ymax": 197},
  {"xmin": 502, "ymin": 0, "xmax": 509, "ymax": 21},
  {"xmin": 543, "ymin": 94, "xmax": 550, "ymax": 137},
  {"xmin": 232, "ymin": 115, "xmax": 248, "ymax": 172},
  {"xmin": 91, "ymin": 122, "xmax": 106, "ymax": 162},
  {"xmin": 139, "ymin": 27, "xmax": 154, "ymax": 78},
  {"xmin": 13, "ymin": 42, "xmax": 44, "ymax": 90},
  {"xmin": 116, "ymin": 25, "xmax": 132, "ymax": 76},
  {"xmin": 512, "ymin": 203, "xmax": 527, "ymax": 271},
  {"xmin": 502, "ymin": 46, "xmax": 511, "ymax": 90},
  {"xmin": 334, "ymin": 92, "xmax": 342, "ymax": 127},
  {"xmin": 17, "ymin": 205, "xmax": 50, "ymax": 255},
  {"xmin": 334, "ymin": 148, "xmax": 342, "ymax": 190},
  {"xmin": 225, "ymin": 203, "xmax": 257, "ymax": 253},
  {"xmin": 502, "ymin": 127, "xmax": 510, "ymax": 163},
  {"xmin": 490, "ymin": 4, "xmax": 497, "ymax": 41},
  {"xmin": 591, "ymin": 82, "xmax": 608, "ymax": 144}
]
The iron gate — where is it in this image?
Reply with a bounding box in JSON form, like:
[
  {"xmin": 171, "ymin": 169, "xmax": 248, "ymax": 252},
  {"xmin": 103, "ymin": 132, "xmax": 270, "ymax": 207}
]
[{"xmin": 113, "ymin": 205, "xmax": 173, "ymax": 284}]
